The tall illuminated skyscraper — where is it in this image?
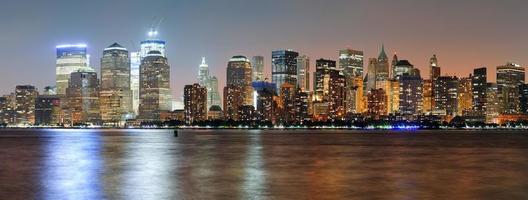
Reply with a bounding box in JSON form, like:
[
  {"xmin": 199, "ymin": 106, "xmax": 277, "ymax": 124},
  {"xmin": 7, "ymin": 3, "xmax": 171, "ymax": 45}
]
[
  {"xmin": 55, "ymin": 44, "xmax": 93, "ymax": 95},
  {"xmin": 99, "ymin": 43, "xmax": 133, "ymax": 124},
  {"xmin": 196, "ymin": 57, "xmax": 220, "ymax": 109},
  {"xmin": 66, "ymin": 71, "xmax": 100, "ymax": 124},
  {"xmin": 272, "ymin": 50, "xmax": 299, "ymax": 92},
  {"xmin": 227, "ymin": 55, "xmax": 253, "ymax": 106},
  {"xmin": 130, "ymin": 51, "xmax": 141, "ymax": 116},
  {"xmin": 139, "ymin": 50, "xmax": 172, "ymax": 121},
  {"xmin": 296, "ymin": 55, "xmax": 310, "ymax": 91},
  {"xmin": 252, "ymin": 56, "xmax": 264, "ymax": 81},
  {"xmin": 430, "ymin": 54, "xmax": 440, "ymax": 81},
  {"xmin": 472, "ymin": 67, "xmax": 487, "ymax": 116},
  {"xmin": 496, "ymin": 62, "xmax": 525, "ymax": 114},
  {"xmin": 184, "ymin": 83, "xmax": 207, "ymax": 124}
]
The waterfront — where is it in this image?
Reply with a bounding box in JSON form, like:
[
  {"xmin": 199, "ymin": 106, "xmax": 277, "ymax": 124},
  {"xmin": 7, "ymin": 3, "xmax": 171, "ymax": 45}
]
[{"xmin": 1, "ymin": 129, "xmax": 528, "ymax": 199}]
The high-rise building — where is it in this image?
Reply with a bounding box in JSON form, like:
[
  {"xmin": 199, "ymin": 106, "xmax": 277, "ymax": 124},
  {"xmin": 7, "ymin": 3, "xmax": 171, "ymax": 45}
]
[
  {"xmin": 140, "ymin": 37, "xmax": 166, "ymax": 59},
  {"xmin": 55, "ymin": 44, "xmax": 93, "ymax": 95},
  {"xmin": 422, "ymin": 80, "xmax": 433, "ymax": 114},
  {"xmin": 472, "ymin": 67, "xmax": 487, "ymax": 116},
  {"xmin": 367, "ymin": 88, "xmax": 387, "ymax": 118},
  {"xmin": 209, "ymin": 76, "xmax": 221, "ymax": 107},
  {"xmin": 196, "ymin": 57, "xmax": 221, "ymax": 109},
  {"xmin": 251, "ymin": 56, "xmax": 265, "ymax": 81},
  {"xmin": 227, "ymin": 55, "xmax": 253, "ymax": 106},
  {"xmin": 520, "ymin": 84, "xmax": 528, "ymax": 114},
  {"xmin": 295, "ymin": 89, "xmax": 309, "ymax": 122},
  {"xmin": 253, "ymin": 81, "xmax": 277, "ymax": 122},
  {"xmin": 328, "ymin": 69, "xmax": 346, "ymax": 120},
  {"xmin": 130, "ymin": 51, "xmax": 141, "ymax": 116},
  {"xmin": 198, "ymin": 57, "xmax": 210, "ymax": 87},
  {"xmin": 387, "ymin": 79, "xmax": 400, "ymax": 114},
  {"xmin": 279, "ymin": 83, "xmax": 296, "ymax": 124},
  {"xmin": 458, "ymin": 76, "xmax": 473, "ymax": 116},
  {"xmin": 296, "ymin": 55, "xmax": 310, "ymax": 92},
  {"xmin": 223, "ymin": 85, "xmax": 243, "ymax": 121},
  {"xmin": 314, "ymin": 59, "xmax": 337, "ymax": 101},
  {"xmin": 15, "ymin": 85, "xmax": 38, "ymax": 125},
  {"xmin": 0, "ymin": 94, "xmax": 16, "ymax": 125},
  {"xmin": 35, "ymin": 95, "xmax": 61, "ymax": 126},
  {"xmin": 430, "ymin": 54, "xmax": 440, "ymax": 81},
  {"xmin": 399, "ymin": 75, "xmax": 423, "ymax": 115},
  {"xmin": 339, "ymin": 49, "xmax": 364, "ymax": 114},
  {"xmin": 434, "ymin": 76, "xmax": 459, "ymax": 116},
  {"xmin": 100, "ymin": 43, "xmax": 133, "ymax": 124},
  {"xmin": 0, "ymin": 97, "xmax": 12, "ymax": 125},
  {"xmin": 366, "ymin": 45, "xmax": 390, "ymax": 92},
  {"xmin": 496, "ymin": 62, "xmax": 525, "ymax": 114},
  {"xmin": 339, "ymin": 49, "xmax": 364, "ymax": 77},
  {"xmin": 139, "ymin": 50, "xmax": 172, "ymax": 121},
  {"xmin": 184, "ymin": 84, "xmax": 208, "ymax": 124},
  {"xmin": 485, "ymin": 83, "xmax": 499, "ymax": 123},
  {"xmin": 66, "ymin": 71, "xmax": 100, "ymax": 124},
  {"xmin": 272, "ymin": 50, "xmax": 299, "ymax": 92},
  {"xmin": 393, "ymin": 60, "xmax": 415, "ymax": 79}
]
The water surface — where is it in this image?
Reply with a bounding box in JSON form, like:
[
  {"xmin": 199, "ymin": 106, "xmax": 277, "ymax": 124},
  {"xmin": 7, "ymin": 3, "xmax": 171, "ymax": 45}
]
[{"xmin": 1, "ymin": 129, "xmax": 528, "ymax": 199}]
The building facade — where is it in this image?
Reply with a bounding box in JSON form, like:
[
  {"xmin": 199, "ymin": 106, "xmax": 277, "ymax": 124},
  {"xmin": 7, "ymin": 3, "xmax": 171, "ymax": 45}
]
[
  {"xmin": 139, "ymin": 51, "xmax": 172, "ymax": 121},
  {"xmin": 184, "ymin": 84, "xmax": 208, "ymax": 124},
  {"xmin": 272, "ymin": 50, "xmax": 299, "ymax": 92},
  {"xmin": 99, "ymin": 43, "xmax": 133, "ymax": 124}
]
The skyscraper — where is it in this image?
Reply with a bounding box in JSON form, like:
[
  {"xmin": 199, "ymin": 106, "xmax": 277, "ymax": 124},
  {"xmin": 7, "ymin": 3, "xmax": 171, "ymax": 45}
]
[
  {"xmin": 393, "ymin": 60, "xmax": 415, "ymax": 79},
  {"xmin": 139, "ymin": 50, "xmax": 172, "ymax": 121},
  {"xmin": 223, "ymin": 85, "xmax": 243, "ymax": 121},
  {"xmin": 296, "ymin": 55, "xmax": 310, "ymax": 92},
  {"xmin": 339, "ymin": 49, "xmax": 364, "ymax": 114},
  {"xmin": 130, "ymin": 51, "xmax": 141, "ymax": 116},
  {"xmin": 314, "ymin": 59, "xmax": 337, "ymax": 102},
  {"xmin": 496, "ymin": 62, "xmax": 525, "ymax": 114},
  {"xmin": 251, "ymin": 56, "xmax": 265, "ymax": 81},
  {"xmin": 35, "ymin": 95, "xmax": 61, "ymax": 126},
  {"xmin": 434, "ymin": 76, "xmax": 459, "ymax": 116},
  {"xmin": 339, "ymin": 49, "xmax": 364, "ymax": 77},
  {"xmin": 520, "ymin": 84, "xmax": 528, "ymax": 114},
  {"xmin": 328, "ymin": 69, "xmax": 346, "ymax": 120},
  {"xmin": 430, "ymin": 54, "xmax": 440, "ymax": 81},
  {"xmin": 272, "ymin": 50, "xmax": 299, "ymax": 92},
  {"xmin": 15, "ymin": 85, "xmax": 38, "ymax": 125},
  {"xmin": 399, "ymin": 75, "xmax": 423, "ymax": 115},
  {"xmin": 184, "ymin": 83, "xmax": 208, "ymax": 124},
  {"xmin": 196, "ymin": 57, "xmax": 221, "ymax": 109},
  {"xmin": 100, "ymin": 43, "xmax": 133, "ymax": 124},
  {"xmin": 485, "ymin": 83, "xmax": 499, "ymax": 123},
  {"xmin": 366, "ymin": 45, "xmax": 390, "ymax": 91},
  {"xmin": 472, "ymin": 67, "xmax": 487, "ymax": 116},
  {"xmin": 55, "ymin": 44, "xmax": 93, "ymax": 95},
  {"xmin": 458, "ymin": 75, "xmax": 473, "ymax": 116},
  {"xmin": 66, "ymin": 71, "xmax": 100, "ymax": 124},
  {"xmin": 227, "ymin": 55, "xmax": 253, "ymax": 106},
  {"xmin": 198, "ymin": 57, "xmax": 210, "ymax": 87}
]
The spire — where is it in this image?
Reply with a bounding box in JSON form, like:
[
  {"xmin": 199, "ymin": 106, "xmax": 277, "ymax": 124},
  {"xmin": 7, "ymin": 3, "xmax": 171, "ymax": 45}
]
[
  {"xmin": 201, "ymin": 57, "xmax": 207, "ymax": 65},
  {"xmin": 378, "ymin": 43, "xmax": 388, "ymax": 61}
]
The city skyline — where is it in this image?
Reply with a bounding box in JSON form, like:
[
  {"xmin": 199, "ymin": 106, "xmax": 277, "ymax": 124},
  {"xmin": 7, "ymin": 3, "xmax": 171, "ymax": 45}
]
[{"xmin": 1, "ymin": 0, "xmax": 528, "ymax": 98}]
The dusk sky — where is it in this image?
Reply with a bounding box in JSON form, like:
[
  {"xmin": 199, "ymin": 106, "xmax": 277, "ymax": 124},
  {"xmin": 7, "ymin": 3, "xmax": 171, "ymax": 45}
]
[{"xmin": 1, "ymin": 0, "xmax": 527, "ymax": 100}]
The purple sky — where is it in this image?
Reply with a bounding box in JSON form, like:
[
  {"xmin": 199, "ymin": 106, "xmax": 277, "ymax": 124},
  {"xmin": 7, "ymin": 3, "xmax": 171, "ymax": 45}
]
[{"xmin": 0, "ymin": 0, "xmax": 527, "ymax": 100}]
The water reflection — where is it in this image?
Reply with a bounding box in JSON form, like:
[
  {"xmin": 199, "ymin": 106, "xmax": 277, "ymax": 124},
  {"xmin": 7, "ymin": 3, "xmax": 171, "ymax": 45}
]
[
  {"xmin": 40, "ymin": 130, "xmax": 104, "ymax": 200},
  {"xmin": 242, "ymin": 131, "xmax": 266, "ymax": 199},
  {"xmin": 1, "ymin": 129, "xmax": 527, "ymax": 199}
]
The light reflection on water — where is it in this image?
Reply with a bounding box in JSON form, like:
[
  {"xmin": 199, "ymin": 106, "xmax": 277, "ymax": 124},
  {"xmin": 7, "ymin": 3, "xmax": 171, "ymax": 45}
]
[
  {"xmin": 40, "ymin": 130, "xmax": 104, "ymax": 200},
  {"xmin": 1, "ymin": 129, "xmax": 528, "ymax": 199}
]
